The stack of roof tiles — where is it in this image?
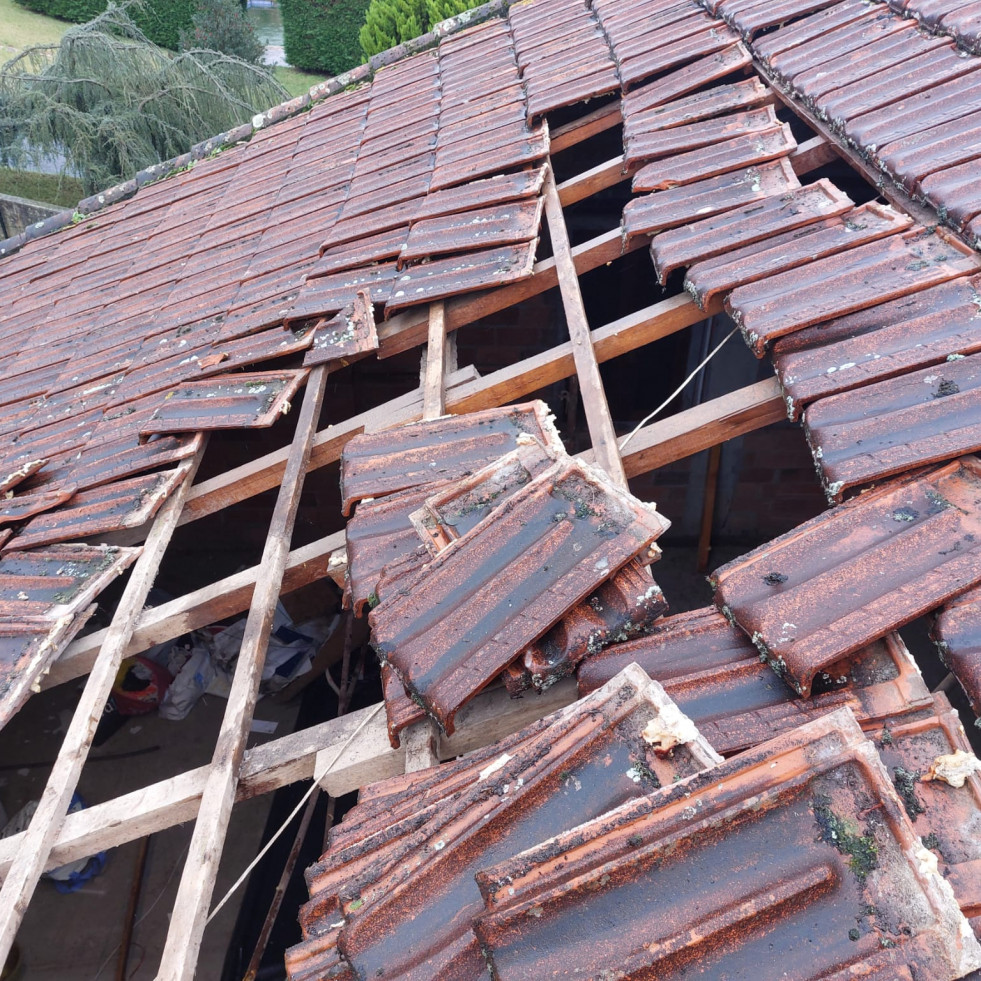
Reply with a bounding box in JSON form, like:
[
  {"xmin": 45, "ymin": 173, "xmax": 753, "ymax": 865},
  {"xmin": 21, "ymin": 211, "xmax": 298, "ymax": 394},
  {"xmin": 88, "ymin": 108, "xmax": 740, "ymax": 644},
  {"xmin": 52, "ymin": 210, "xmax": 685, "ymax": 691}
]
[
  {"xmin": 340, "ymin": 402, "xmax": 671, "ymax": 740},
  {"xmin": 288, "ymin": 668, "xmax": 981, "ymax": 979}
]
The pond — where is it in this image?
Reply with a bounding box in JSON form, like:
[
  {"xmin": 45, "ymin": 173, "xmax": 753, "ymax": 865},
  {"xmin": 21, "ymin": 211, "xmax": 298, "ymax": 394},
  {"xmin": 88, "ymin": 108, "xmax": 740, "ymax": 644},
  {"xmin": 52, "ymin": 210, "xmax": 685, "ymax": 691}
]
[{"xmin": 245, "ymin": 0, "xmax": 287, "ymax": 66}]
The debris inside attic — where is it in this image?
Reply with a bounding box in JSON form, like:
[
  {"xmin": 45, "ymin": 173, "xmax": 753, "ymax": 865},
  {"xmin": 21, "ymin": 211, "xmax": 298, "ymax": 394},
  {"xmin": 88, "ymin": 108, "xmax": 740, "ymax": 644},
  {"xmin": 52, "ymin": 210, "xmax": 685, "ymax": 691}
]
[{"xmin": 1, "ymin": 0, "xmax": 981, "ymax": 977}]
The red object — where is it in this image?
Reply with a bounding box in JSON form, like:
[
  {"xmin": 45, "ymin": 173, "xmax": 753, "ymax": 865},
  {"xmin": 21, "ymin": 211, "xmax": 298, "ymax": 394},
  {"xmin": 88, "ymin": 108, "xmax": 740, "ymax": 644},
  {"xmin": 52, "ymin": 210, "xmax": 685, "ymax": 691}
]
[{"xmin": 111, "ymin": 656, "xmax": 173, "ymax": 716}]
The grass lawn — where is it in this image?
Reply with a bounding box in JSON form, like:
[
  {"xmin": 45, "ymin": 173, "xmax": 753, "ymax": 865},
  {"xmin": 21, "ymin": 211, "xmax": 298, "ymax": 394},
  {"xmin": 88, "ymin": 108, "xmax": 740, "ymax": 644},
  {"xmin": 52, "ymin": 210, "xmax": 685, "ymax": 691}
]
[
  {"xmin": 0, "ymin": 167, "xmax": 83, "ymax": 207},
  {"xmin": 0, "ymin": 0, "xmax": 66, "ymax": 62},
  {"xmin": 272, "ymin": 64, "xmax": 327, "ymax": 99}
]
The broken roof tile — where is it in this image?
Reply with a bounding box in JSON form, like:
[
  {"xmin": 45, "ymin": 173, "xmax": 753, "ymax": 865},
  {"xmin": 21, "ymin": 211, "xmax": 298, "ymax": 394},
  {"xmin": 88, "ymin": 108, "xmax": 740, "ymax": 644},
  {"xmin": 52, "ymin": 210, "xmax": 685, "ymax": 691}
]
[
  {"xmin": 0, "ymin": 543, "xmax": 139, "ymax": 729},
  {"xmin": 340, "ymin": 401, "xmax": 563, "ymax": 515},
  {"xmin": 712, "ymin": 456, "xmax": 981, "ymax": 696},
  {"xmin": 385, "ymin": 240, "xmax": 538, "ymax": 313},
  {"xmin": 684, "ymin": 202, "xmax": 913, "ymax": 309},
  {"xmin": 0, "ymin": 486, "xmax": 77, "ymax": 526},
  {"xmin": 650, "ymin": 179, "xmax": 852, "ymax": 283},
  {"xmin": 632, "ymin": 123, "xmax": 797, "ymax": 191},
  {"xmin": 521, "ymin": 559, "xmax": 667, "ymax": 691},
  {"xmin": 773, "ymin": 273, "xmax": 981, "ymax": 417},
  {"xmin": 616, "ymin": 20, "xmax": 744, "ymax": 89},
  {"xmin": 933, "ymin": 584, "xmax": 981, "ymax": 717},
  {"xmin": 410, "ymin": 166, "xmax": 546, "ymax": 223},
  {"xmin": 578, "ymin": 606, "xmax": 932, "ymax": 754},
  {"xmin": 622, "ymin": 158, "xmax": 801, "ymax": 242},
  {"xmin": 625, "ymin": 105, "xmax": 780, "ymax": 168},
  {"xmin": 372, "ymin": 459, "xmax": 671, "ymax": 733},
  {"xmin": 473, "ymin": 707, "xmax": 981, "ymax": 981},
  {"xmin": 303, "ymin": 289, "xmax": 378, "ymax": 368},
  {"xmin": 726, "ymin": 227, "xmax": 981, "ymax": 356},
  {"xmin": 137, "ymin": 369, "xmax": 307, "ymax": 439},
  {"xmin": 399, "ymin": 197, "xmax": 543, "ymax": 266},
  {"xmin": 4, "ymin": 463, "xmax": 191, "ymax": 551},
  {"xmin": 509, "ymin": 0, "xmax": 620, "ymax": 118},
  {"xmin": 623, "ymin": 77, "xmax": 770, "ymax": 144},
  {"xmin": 621, "ymin": 42, "xmax": 753, "ymax": 118}
]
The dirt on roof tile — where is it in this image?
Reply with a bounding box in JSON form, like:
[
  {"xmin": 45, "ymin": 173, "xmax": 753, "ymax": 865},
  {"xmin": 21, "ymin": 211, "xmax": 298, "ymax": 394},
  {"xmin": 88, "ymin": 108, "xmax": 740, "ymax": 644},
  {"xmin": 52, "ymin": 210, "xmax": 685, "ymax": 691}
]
[
  {"xmin": 473, "ymin": 706, "xmax": 981, "ymax": 981},
  {"xmin": 712, "ymin": 456, "xmax": 981, "ymax": 696}
]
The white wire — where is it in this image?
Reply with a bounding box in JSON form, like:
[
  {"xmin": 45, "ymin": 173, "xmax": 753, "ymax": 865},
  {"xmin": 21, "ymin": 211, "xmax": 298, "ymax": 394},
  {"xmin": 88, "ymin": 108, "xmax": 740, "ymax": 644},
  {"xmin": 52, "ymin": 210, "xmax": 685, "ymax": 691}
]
[
  {"xmin": 206, "ymin": 703, "xmax": 385, "ymax": 924},
  {"xmin": 619, "ymin": 326, "xmax": 739, "ymax": 452}
]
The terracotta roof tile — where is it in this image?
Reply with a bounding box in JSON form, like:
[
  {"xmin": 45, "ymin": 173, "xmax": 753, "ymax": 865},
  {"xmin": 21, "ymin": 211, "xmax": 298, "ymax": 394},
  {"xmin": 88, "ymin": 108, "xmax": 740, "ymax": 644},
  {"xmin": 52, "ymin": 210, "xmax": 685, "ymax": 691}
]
[{"xmin": 712, "ymin": 457, "xmax": 981, "ymax": 695}]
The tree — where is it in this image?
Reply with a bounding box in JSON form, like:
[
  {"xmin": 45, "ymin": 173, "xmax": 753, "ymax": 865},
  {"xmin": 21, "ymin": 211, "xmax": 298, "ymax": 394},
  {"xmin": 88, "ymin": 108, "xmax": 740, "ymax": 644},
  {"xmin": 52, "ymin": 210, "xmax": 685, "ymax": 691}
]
[
  {"xmin": 358, "ymin": 0, "xmax": 425, "ymax": 59},
  {"xmin": 280, "ymin": 0, "xmax": 371, "ymax": 75},
  {"xmin": 180, "ymin": 0, "xmax": 265, "ymax": 65},
  {"xmin": 0, "ymin": 4, "xmax": 287, "ymax": 194},
  {"xmin": 358, "ymin": 0, "xmax": 480, "ymax": 59}
]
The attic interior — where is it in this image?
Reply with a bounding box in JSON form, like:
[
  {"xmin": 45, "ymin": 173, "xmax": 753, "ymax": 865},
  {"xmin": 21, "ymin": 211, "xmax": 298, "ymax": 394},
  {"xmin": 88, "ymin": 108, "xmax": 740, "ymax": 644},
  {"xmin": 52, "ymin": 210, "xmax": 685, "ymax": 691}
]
[{"xmin": 2, "ymin": 0, "xmax": 981, "ymax": 977}]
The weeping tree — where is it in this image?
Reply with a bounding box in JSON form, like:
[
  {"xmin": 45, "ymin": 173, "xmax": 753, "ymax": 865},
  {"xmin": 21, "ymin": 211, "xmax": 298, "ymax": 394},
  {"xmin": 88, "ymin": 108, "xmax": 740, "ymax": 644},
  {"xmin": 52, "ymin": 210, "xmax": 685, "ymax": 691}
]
[{"xmin": 0, "ymin": 3, "xmax": 288, "ymax": 194}]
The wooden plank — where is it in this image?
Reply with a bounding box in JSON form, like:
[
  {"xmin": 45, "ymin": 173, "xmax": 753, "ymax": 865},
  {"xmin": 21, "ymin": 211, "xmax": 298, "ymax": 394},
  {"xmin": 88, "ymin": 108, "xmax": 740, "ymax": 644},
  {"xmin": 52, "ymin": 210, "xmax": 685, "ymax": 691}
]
[
  {"xmin": 157, "ymin": 368, "xmax": 329, "ymax": 981},
  {"xmin": 543, "ymin": 165, "xmax": 627, "ymax": 487},
  {"xmin": 697, "ymin": 443, "xmax": 722, "ymax": 573},
  {"xmin": 789, "ymin": 134, "xmax": 836, "ymax": 175},
  {"xmin": 176, "ymin": 292, "xmax": 713, "ymax": 535},
  {"xmin": 0, "ymin": 680, "xmax": 579, "ymax": 877},
  {"xmin": 402, "ymin": 720, "xmax": 439, "ymax": 772},
  {"xmin": 550, "ymin": 101, "xmax": 622, "ymax": 155},
  {"xmin": 556, "ymin": 155, "xmax": 628, "ymax": 207},
  {"xmin": 402, "ymin": 302, "xmax": 451, "ymax": 769},
  {"xmin": 47, "ymin": 530, "xmax": 347, "ymax": 689},
  {"xmin": 317, "ymin": 678, "xmax": 577, "ymax": 795},
  {"xmin": 375, "ymin": 226, "xmax": 628, "ymax": 359},
  {"xmin": 422, "ymin": 301, "xmax": 447, "ymax": 419},
  {"xmin": 608, "ymin": 377, "xmax": 786, "ymax": 478},
  {"xmin": 0, "ymin": 444, "xmax": 206, "ymax": 967}
]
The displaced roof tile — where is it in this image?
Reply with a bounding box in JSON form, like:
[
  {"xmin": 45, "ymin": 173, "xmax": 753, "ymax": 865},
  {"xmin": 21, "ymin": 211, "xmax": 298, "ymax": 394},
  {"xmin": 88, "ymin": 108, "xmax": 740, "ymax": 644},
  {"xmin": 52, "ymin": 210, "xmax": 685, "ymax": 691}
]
[
  {"xmin": 933, "ymin": 584, "xmax": 981, "ymax": 717},
  {"xmin": 726, "ymin": 227, "xmax": 981, "ymax": 356},
  {"xmin": 712, "ymin": 456, "xmax": 981, "ymax": 696},
  {"xmin": 473, "ymin": 707, "xmax": 981, "ymax": 980},
  {"xmin": 622, "ymin": 158, "xmax": 801, "ymax": 241},
  {"xmin": 373, "ymin": 458, "xmax": 670, "ymax": 733}
]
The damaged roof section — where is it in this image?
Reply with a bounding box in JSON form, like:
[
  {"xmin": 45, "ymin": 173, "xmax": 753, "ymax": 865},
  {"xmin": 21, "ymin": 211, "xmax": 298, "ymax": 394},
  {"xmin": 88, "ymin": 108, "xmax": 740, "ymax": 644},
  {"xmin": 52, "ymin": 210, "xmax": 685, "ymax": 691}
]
[
  {"xmin": 285, "ymin": 665, "xmax": 720, "ymax": 981},
  {"xmin": 577, "ymin": 606, "xmax": 932, "ymax": 754},
  {"xmin": 934, "ymin": 584, "xmax": 981, "ymax": 720},
  {"xmin": 712, "ymin": 456, "xmax": 981, "ymax": 696},
  {"xmin": 372, "ymin": 456, "xmax": 669, "ymax": 733},
  {"xmin": 0, "ymin": 544, "xmax": 139, "ymax": 728},
  {"xmin": 339, "ymin": 402, "xmax": 563, "ymax": 515},
  {"xmin": 473, "ymin": 707, "xmax": 981, "ymax": 981}
]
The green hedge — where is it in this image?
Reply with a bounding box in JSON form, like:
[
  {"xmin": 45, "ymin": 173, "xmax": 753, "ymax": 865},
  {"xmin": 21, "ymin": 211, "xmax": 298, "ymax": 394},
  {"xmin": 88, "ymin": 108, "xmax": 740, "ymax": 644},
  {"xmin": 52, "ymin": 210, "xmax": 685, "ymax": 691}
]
[
  {"xmin": 14, "ymin": 0, "xmax": 194, "ymax": 50},
  {"xmin": 280, "ymin": 0, "xmax": 370, "ymax": 74}
]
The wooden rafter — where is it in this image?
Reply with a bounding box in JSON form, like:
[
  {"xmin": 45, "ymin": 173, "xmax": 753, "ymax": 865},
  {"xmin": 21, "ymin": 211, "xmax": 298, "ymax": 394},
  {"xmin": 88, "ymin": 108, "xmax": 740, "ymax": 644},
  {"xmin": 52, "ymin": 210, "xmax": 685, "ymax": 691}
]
[
  {"xmin": 0, "ymin": 443, "xmax": 207, "ymax": 965},
  {"xmin": 0, "ymin": 679, "xmax": 578, "ymax": 877},
  {"xmin": 158, "ymin": 368, "xmax": 328, "ymax": 981}
]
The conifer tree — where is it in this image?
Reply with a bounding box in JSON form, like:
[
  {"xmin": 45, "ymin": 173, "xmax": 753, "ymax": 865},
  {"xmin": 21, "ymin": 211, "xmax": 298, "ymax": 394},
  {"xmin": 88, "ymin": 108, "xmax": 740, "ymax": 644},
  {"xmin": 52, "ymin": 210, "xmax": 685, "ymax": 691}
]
[{"xmin": 0, "ymin": 4, "xmax": 287, "ymax": 193}]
